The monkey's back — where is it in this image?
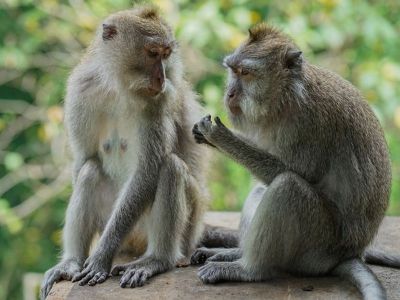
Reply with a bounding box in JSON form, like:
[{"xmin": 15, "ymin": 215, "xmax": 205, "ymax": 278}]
[{"xmin": 296, "ymin": 64, "xmax": 391, "ymax": 254}]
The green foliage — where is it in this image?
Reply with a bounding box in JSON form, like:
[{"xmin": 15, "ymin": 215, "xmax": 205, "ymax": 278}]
[{"xmin": 0, "ymin": 0, "xmax": 399, "ymax": 299}]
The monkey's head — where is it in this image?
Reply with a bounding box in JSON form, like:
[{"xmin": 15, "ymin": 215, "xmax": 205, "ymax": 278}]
[
  {"xmin": 223, "ymin": 23, "xmax": 305, "ymax": 131},
  {"xmin": 97, "ymin": 6, "xmax": 181, "ymax": 98}
]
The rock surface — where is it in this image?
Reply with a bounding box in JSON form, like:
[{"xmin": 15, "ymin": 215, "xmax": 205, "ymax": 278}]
[{"xmin": 48, "ymin": 212, "xmax": 400, "ymax": 300}]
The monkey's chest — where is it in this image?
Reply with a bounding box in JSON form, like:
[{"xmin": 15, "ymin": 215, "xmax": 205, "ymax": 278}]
[{"xmin": 98, "ymin": 116, "xmax": 140, "ymax": 187}]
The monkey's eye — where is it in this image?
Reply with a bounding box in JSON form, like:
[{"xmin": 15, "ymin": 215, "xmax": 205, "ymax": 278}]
[
  {"xmin": 162, "ymin": 49, "xmax": 171, "ymax": 60},
  {"xmin": 231, "ymin": 68, "xmax": 250, "ymax": 76},
  {"xmin": 231, "ymin": 68, "xmax": 240, "ymax": 75}
]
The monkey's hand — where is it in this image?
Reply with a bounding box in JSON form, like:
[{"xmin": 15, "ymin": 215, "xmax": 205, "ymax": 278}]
[
  {"xmin": 192, "ymin": 115, "xmax": 227, "ymax": 148},
  {"xmin": 71, "ymin": 251, "xmax": 111, "ymax": 286},
  {"xmin": 111, "ymin": 256, "xmax": 171, "ymax": 288},
  {"xmin": 40, "ymin": 258, "xmax": 81, "ymax": 299}
]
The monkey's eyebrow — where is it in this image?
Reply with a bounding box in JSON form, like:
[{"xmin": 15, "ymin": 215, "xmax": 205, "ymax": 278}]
[
  {"xmin": 240, "ymin": 58, "xmax": 261, "ymax": 70},
  {"xmin": 222, "ymin": 56, "xmax": 261, "ymax": 72},
  {"xmin": 222, "ymin": 55, "xmax": 235, "ymax": 68}
]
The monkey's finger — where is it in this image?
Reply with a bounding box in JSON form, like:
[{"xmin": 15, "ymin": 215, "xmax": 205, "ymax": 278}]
[
  {"xmin": 201, "ymin": 115, "xmax": 212, "ymax": 125},
  {"xmin": 41, "ymin": 273, "xmax": 57, "ymax": 299},
  {"xmin": 83, "ymin": 260, "xmax": 89, "ymax": 268},
  {"xmin": 111, "ymin": 264, "xmax": 126, "ymax": 276},
  {"xmin": 192, "ymin": 125, "xmax": 204, "ymax": 136},
  {"xmin": 72, "ymin": 268, "xmax": 90, "ymax": 282},
  {"xmin": 214, "ymin": 116, "xmax": 225, "ymax": 127},
  {"xmin": 42, "ymin": 282, "xmax": 53, "ymax": 300},
  {"xmin": 88, "ymin": 272, "xmax": 107, "ymax": 286},
  {"xmin": 128, "ymin": 275, "xmax": 137, "ymax": 288},
  {"xmin": 133, "ymin": 269, "xmax": 149, "ymax": 287},
  {"xmin": 55, "ymin": 271, "xmax": 68, "ymax": 282},
  {"xmin": 79, "ymin": 271, "xmax": 96, "ymax": 286},
  {"xmin": 120, "ymin": 269, "xmax": 135, "ymax": 288},
  {"xmin": 96, "ymin": 273, "xmax": 108, "ymax": 284}
]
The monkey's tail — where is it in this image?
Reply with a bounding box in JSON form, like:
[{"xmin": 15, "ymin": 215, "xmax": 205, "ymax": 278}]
[
  {"xmin": 364, "ymin": 249, "xmax": 400, "ymax": 268},
  {"xmin": 331, "ymin": 258, "xmax": 386, "ymax": 300},
  {"xmin": 199, "ymin": 225, "xmax": 239, "ymax": 248}
]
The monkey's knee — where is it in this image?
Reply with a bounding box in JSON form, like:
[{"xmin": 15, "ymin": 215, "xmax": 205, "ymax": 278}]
[
  {"xmin": 242, "ymin": 172, "xmax": 332, "ymax": 271},
  {"xmin": 76, "ymin": 159, "xmax": 102, "ymax": 187},
  {"xmin": 161, "ymin": 154, "xmax": 189, "ymax": 180}
]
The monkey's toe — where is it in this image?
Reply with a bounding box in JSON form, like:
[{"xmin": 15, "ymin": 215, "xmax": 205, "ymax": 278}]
[
  {"xmin": 78, "ymin": 271, "xmax": 96, "ymax": 286},
  {"xmin": 198, "ymin": 263, "xmax": 222, "ymax": 284},
  {"xmin": 88, "ymin": 271, "xmax": 108, "ymax": 286},
  {"xmin": 191, "ymin": 248, "xmax": 214, "ymax": 265},
  {"xmin": 120, "ymin": 267, "xmax": 150, "ymax": 288}
]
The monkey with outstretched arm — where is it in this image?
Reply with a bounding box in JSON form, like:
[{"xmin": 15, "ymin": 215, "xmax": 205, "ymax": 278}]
[{"xmin": 191, "ymin": 24, "xmax": 399, "ymax": 300}]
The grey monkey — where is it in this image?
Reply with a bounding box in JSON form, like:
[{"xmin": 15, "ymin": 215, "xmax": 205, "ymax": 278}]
[
  {"xmin": 191, "ymin": 23, "xmax": 397, "ymax": 300},
  {"xmin": 40, "ymin": 6, "xmax": 208, "ymax": 299}
]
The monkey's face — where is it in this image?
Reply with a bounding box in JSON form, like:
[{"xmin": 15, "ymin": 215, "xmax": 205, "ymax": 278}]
[
  {"xmin": 222, "ymin": 24, "xmax": 304, "ymax": 131},
  {"xmin": 223, "ymin": 52, "xmax": 270, "ymax": 130},
  {"xmin": 99, "ymin": 8, "xmax": 181, "ymax": 99}
]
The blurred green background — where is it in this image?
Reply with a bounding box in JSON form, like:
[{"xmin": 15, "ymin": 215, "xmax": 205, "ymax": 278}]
[{"xmin": 0, "ymin": 0, "xmax": 399, "ymax": 299}]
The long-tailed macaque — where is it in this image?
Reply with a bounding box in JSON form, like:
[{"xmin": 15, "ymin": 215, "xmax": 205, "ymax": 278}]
[
  {"xmin": 41, "ymin": 6, "xmax": 207, "ymax": 298},
  {"xmin": 191, "ymin": 24, "xmax": 398, "ymax": 300}
]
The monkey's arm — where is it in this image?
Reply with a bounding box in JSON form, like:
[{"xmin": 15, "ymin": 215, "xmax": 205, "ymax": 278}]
[
  {"xmin": 72, "ymin": 128, "xmax": 164, "ymax": 286},
  {"xmin": 194, "ymin": 115, "xmax": 287, "ymax": 185}
]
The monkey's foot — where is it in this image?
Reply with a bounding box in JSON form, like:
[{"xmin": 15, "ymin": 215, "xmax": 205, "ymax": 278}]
[
  {"xmin": 40, "ymin": 258, "xmax": 81, "ymax": 300},
  {"xmin": 191, "ymin": 247, "xmax": 242, "ymax": 265},
  {"xmin": 72, "ymin": 253, "xmax": 111, "ymax": 286},
  {"xmin": 198, "ymin": 261, "xmax": 252, "ymax": 283},
  {"xmin": 191, "ymin": 247, "xmax": 221, "ymax": 265},
  {"xmin": 176, "ymin": 257, "xmax": 190, "ymax": 268},
  {"xmin": 206, "ymin": 248, "xmax": 242, "ymax": 263},
  {"xmin": 111, "ymin": 256, "xmax": 170, "ymax": 288}
]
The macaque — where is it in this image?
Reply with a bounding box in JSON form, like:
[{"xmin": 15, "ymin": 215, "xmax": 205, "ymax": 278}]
[
  {"xmin": 41, "ymin": 6, "xmax": 208, "ymax": 298},
  {"xmin": 191, "ymin": 24, "xmax": 397, "ymax": 300}
]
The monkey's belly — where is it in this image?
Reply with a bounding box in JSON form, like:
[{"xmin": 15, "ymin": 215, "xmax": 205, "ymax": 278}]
[{"xmin": 98, "ymin": 116, "xmax": 140, "ymax": 187}]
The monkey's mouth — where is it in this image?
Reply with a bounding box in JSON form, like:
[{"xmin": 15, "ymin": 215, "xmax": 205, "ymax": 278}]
[
  {"xmin": 137, "ymin": 87, "xmax": 162, "ymax": 97},
  {"xmin": 228, "ymin": 104, "xmax": 243, "ymax": 116}
]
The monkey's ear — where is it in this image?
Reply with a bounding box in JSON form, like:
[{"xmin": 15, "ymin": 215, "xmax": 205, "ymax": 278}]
[
  {"xmin": 102, "ymin": 24, "xmax": 117, "ymax": 41},
  {"xmin": 285, "ymin": 49, "xmax": 303, "ymax": 70}
]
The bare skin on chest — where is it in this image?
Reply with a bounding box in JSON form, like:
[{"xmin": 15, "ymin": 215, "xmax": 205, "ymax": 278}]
[{"xmin": 98, "ymin": 114, "xmax": 139, "ymax": 184}]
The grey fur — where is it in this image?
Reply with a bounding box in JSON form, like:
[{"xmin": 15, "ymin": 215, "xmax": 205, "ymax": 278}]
[
  {"xmin": 40, "ymin": 7, "xmax": 208, "ymax": 299},
  {"xmin": 192, "ymin": 24, "xmax": 391, "ymax": 300}
]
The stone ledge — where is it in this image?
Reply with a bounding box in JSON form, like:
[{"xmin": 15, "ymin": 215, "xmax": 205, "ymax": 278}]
[{"xmin": 48, "ymin": 213, "xmax": 400, "ymax": 300}]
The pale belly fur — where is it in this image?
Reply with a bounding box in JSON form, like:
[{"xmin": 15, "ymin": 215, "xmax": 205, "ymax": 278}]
[{"xmin": 96, "ymin": 110, "xmax": 148, "ymax": 255}]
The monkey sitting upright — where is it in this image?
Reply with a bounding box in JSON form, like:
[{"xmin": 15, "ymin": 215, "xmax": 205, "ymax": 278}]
[
  {"xmin": 191, "ymin": 24, "xmax": 398, "ymax": 300},
  {"xmin": 40, "ymin": 6, "xmax": 208, "ymax": 299}
]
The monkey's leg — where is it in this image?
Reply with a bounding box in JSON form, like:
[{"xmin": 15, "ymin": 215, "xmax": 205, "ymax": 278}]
[
  {"xmin": 41, "ymin": 159, "xmax": 109, "ymax": 299},
  {"xmin": 198, "ymin": 172, "xmax": 336, "ymax": 283},
  {"xmin": 199, "ymin": 225, "xmax": 239, "ymax": 248},
  {"xmin": 192, "ymin": 183, "xmax": 265, "ymax": 266},
  {"xmin": 111, "ymin": 154, "xmax": 188, "ymax": 288},
  {"xmin": 180, "ymin": 176, "xmax": 207, "ymax": 258},
  {"xmin": 197, "ymin": 183, "xmax": 265, "ymax": 250}
]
